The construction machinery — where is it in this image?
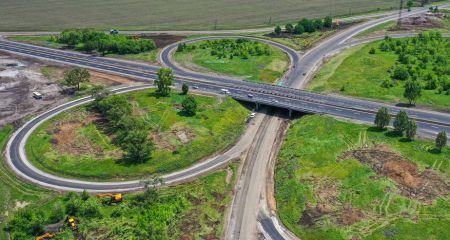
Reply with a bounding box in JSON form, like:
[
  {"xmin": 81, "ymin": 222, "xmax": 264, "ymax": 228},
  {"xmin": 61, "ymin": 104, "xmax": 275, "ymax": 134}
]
[
  {"xmin": 66, "ymin": 216, "xmax": 78, "ymax": 231},
  {"xmin": 96, "ymin": 193, "xmax": 123, "ymax": 204},
  {"xmin": 35, "ymin": 232, "xmax": 55, "ymax": 240}
]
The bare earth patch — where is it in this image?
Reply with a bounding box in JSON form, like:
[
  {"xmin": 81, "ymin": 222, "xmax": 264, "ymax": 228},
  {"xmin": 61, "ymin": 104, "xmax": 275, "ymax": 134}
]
[
  {"xmin": 339, "ymin": 145, "xmax": 450, "ymax": 204},
  {"xmin": 48, "ymin": 112, "xmax": 104, "ymax": 158}
]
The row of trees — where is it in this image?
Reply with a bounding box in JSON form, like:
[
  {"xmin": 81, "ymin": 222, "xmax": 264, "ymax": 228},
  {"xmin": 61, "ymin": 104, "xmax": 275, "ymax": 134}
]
[
  {"xmin": 93, "ymin": 91, "xmax": 154, "ymax": 164},
  {"xmin": 274, "ymin": 16, "xmax": 333, "ymax": 36},
  {"xmin": 55, "ymin": 29, "xmax": 156, "ymax": 55},
  {"xmin": 374, "ymin": 107, "xmax": 447, "ymax": 151},
  {"xmin": 177, "ymin": 38, "xmax": 272, "ymax": 60},
  {"xmin": 376, "ymin": 32, "xmax": 450, "ymax": 105}
]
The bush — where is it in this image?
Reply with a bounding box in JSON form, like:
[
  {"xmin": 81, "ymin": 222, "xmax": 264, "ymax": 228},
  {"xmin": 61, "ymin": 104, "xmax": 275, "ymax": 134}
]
[{"xmin": 182, "ymin": 96, "xmax": 198, "ymax": 115}]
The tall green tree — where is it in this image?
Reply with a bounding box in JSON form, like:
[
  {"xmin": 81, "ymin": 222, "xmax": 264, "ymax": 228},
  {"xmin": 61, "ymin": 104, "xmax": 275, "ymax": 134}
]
[
  {"xmin": 181, "ymin": 83, "xmax": 189, "ymax": 95},
  {"xmin": 393, "ymin": 110, "xmax": 409, "ymax": 134},
  {"xmin": 405, "ymin": 119, "xmax": 417, "ymax": 141},
  {"xmin": 64, "ymin": 68, "xmax": 90, "ymax": 91},
  {"xmin": 407, "ymin": 0, "xmax": 414, "ymax": 11},
  {"xmin": 122, "ymin": 130, "xmax": 154, "ymax": 164},
  {"xmin": 403, "ymin": 80, "xmax": 422, "ymax": 106},
  {"xmin": 274, "ymin": 26, "xmax": 282, "ymax": 36},
  {"xmin": 294, "ymin": 24, "xmax": 305, "ymax": 34},
  {"xmin": 435, "ymin": 131, "xmax": 447, "ymax": 152},
  {"xmin": 285, "ymin": 23, "xmax": 294, "ymax": 33},
  {"xmin": 324, "ymin": 16, "xmax": 333, "ymax": 28},
  {"xmin": 155, "ymin": 68, "xmax": 174, "ymax": 96},
  {"xmin": 182, "ymin": 96, "xmax": 197, "ymax": 115},
  {"xmin": 374, "ymin": 107, "xmax": 391, "ymax": 129}
]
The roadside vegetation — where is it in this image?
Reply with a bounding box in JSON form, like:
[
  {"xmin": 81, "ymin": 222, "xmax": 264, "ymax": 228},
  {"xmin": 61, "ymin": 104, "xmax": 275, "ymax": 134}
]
[
  {"xmin": 309, "ymin": 31, "xmax": 450, "ymax": 111},
  {"xmin": 275, "ymin": 115, "xmax": 449, "ymax": 240},
  {"xmin": 174, "ymin": 38, "xmax": 289, "ymax": 83},
  {"xmin": 8, "ymin": 30, "xmax": 160, "ymax": 62},
  {"xmin": 26, "ymin": 82, "xmax": 248, "ymax": 180},
  {"xmin": 4, "ymin": 143, "xmax": 236, "ymax": 240}
]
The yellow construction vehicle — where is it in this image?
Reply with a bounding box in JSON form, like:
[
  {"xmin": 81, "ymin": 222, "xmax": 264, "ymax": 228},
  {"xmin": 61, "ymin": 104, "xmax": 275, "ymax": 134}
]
[
  {"xmin": 35, "ymin": 232, "xmax": 55, "ymax": 240},
  {"xmin": 96, "ymin": 193, "xmax": 123, "ymax": 204},
  {"xmin": 66, "ymin": 216, "xmax": 78, "ymax": 231}
]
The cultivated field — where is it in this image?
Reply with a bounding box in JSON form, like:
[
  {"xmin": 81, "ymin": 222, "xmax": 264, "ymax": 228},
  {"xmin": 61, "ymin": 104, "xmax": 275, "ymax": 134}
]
[{"xmin": 0, "ymin": 0, "xmax": 399, "ymax": 31}]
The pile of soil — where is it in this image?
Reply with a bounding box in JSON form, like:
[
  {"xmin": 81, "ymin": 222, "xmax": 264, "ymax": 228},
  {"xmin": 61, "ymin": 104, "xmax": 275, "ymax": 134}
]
[
  {"xmin": 398, "ymin": 13, "xmax": 446, "ymax": 30},
  {"xmin": 339, "ymin": 145, "xmax": 450, "ymax": 204}
]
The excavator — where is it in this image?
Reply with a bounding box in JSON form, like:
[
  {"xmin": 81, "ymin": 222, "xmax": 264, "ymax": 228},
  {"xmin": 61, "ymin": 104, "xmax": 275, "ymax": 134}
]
[
  {"xmin": 66, "ymin": 216, "xmax": 78, "ymax": 231},
  {"xmin": 96, "ymin": 193, "xmax": 123, "ymax": 205},
  {"xmin": 35, "ymin": 232, "xmax": 55, "ymax": 240}
]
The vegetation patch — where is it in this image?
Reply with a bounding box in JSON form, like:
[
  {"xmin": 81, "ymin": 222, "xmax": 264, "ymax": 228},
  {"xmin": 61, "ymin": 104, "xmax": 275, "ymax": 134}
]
[
  {"xmin": 26, "ymin": 89, "xmax": 248, "ymax": 180},
  {"xmin": 309, "ymin": 31, "xmax": 450, "ymax": 111},
  {"xmin": 5, "ymin": 165, "xmax": 237, "ymax": 240},
  {"xmin": 174, "ymin": 38, "xmax": 289, "ymax": 83},
  {"xmin": 275, "ymin": 115, "xmax": 449, "ymax": 240}
]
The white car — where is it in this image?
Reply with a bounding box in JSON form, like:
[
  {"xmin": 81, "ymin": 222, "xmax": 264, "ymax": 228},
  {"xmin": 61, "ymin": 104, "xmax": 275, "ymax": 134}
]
[{"xmin": 220, "ymin": 89, "xmax": 230, "ymax": 94}]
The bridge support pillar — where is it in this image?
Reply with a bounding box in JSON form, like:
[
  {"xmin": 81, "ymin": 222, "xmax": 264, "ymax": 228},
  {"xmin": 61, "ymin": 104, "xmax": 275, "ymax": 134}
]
[
  {"xmin": 255, "ymin": 102, "xmax": 259, "ymax": 110},
  {"xmin": 288, "ymin": 109, "xmax": 292, "ymax": 118}
]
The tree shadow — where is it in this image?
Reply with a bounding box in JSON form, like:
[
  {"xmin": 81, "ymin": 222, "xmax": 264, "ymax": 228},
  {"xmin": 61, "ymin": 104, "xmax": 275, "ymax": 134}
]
[
  {"xmin": 384, "ymin": 130, "xmax": 402, "ymax": 138},
  {"xmin": 395, "ymin": 103, "xmax": 414, "ymax": 108},
  {"xmin": 177, "ymin": 110, "xmax": 195, "ymax": 117},
  {"xmin": 399, "ymin": 138, "xmax": 413, "ymax": 143},
  {"xmin": 148, "ymin": 91, "xmax": 168, "ymax": 99},
  {"xmin": 367, "ymin": 126, "xmax": 387, "ymax": 133},
  {"xmin": 428, "ymin": 148, "xmax": 441, "ymax": 154}
]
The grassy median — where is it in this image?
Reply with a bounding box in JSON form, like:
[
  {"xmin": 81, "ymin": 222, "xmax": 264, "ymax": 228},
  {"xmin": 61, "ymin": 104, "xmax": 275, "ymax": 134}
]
[
  {"xmin": 174, "ymin": 38, "xmax": 289, "ymax": 83},
  {"xmin": 275, "ymin": 115, "xmax": 449, "ymax": 240},
  {"xmin": 26, "ymin": 89, "xmax": 248, "ymax": 180}
]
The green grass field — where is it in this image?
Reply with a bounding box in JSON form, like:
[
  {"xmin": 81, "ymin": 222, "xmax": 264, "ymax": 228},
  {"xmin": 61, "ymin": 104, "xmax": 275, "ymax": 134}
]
[
  {"xmin": 275, "ymin": 115, "xmax": 450, "ymax": 240},
  {"xmin": 250, "ymin": 30, "xmax": 337, "ymax": 51},
  {"xmin": 308, "ymin": 40, "xmax": 450, "ymax": 111},
  {"xmin": 26, "ymin": 89, "xmax": 248, "ymax": 180},
  {"xmin": 0, "ymin": 0, "xmax": 400, "ymax": 31},
  {"xmin": 174, "ymin": 40, "xmax": 289, "ymax": 83}
]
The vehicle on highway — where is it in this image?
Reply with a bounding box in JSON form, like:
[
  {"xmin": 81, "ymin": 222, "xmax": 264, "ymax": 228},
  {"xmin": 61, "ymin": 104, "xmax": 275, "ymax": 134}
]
[
  {"xmin": 247, "ymin": 94, "xmax": 254, "ymax": 98},
  {"xmin": 193, "ymin": 85, "xmax": 199, "ymax": 89},
  {"xmin": 220, "ymin": 89, "xmax": 230, "ymax": 94},
  {"xmin": 109, "ymin": 29, "xmax": 119, "ymax": 34}
]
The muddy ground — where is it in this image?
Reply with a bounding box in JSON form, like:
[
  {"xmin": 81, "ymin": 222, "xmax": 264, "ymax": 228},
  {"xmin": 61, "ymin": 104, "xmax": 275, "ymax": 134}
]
[{"xmin": 0, "ymin": 53, "xmax": 139, "ymax": 127}]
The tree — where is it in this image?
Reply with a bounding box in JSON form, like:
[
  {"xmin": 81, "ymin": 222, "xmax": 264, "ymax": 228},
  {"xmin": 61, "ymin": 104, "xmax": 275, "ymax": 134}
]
[
  {"xmin": 181, "ymin": 83, "xmax": 189, "ymax": 95},
  {"xmin": 324, "ymin": 16, "xmax": 333, "ymax": 28},
  {"xmin": 155, "ymin": 68, "xmax": 174, "ymax": 96},
  {"xmin": 403, "ymin": 80, "xmax": 422, "ymax": 105},
  {"xmin": 374, "ymin": 107, "xmax": 390, "ymax": 129},
  {"xmin": 435, "ymin": 131, "xmax": 447, "ymax": 152},
  {"xmin": 274, "ymin": 25, "xmax": 282, "ymax": 36},
  {"xmin": 407, "ymin": 0, "xmax": 413, "ymax": 11},
  {"xmin": 122, "ymin": 130, "xmax": 154, "ymax": 164},
  {"xmin": 294, "ymin": 24, "xmax": 305, "ymax": 34},
  {"xmin": 64, "ymin": 68, "xmax": 90, "ymax": 91},
  {"xmin": 392, "ymin": 65, "xmax": 409, "ymax": 80},
  {"xmin": 405, "ymin": 119, "xmax": 417, "ymax": 140},
  {"xmin": 285, "ymin": 23, "xmax": 294, "ymax": 33},
  {"xmin": 313, "ymin": 19, "xmax": 324, "ymax": 30},
  {"xmin": 90, "ymin": 85, "xmax": 110, "ymax": 104},
  {"xmin": 369, "ymin": 47, "xmax": 376, "ymax": 54},
  {"xmin": 393, "ymin": 110, "xmax": 409, "ymax": 134},
  {"xmin": 299, "ymin": 18, "xmax": 315, "ymax": 33},
  {"xmin": 181, "ymin": 96, "xmax": 197, "ymax": 115}
]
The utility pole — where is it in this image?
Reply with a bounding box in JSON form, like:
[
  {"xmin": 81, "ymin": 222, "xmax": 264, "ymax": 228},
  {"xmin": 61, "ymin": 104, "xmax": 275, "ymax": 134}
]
[{"xmin": 397, "ymin": 0, "xmax": 404, "ymax": 27}]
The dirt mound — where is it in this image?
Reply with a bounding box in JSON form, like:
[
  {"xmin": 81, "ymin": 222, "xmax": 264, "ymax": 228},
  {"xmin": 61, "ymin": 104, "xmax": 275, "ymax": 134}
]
[
  {"xmin": 399, "ymin": 13, "xmax": 444, "ymax": 30},
  {"xmin": 135, "ymin": 34, "xmax": 185, "ymax": 48},
  {"xmin": 338, "ymin": 208, "xmax": 364, "ymax": 226},
  {"xmin": 339, "ymin": 145, "xmax": 449, "ymax": 204}
]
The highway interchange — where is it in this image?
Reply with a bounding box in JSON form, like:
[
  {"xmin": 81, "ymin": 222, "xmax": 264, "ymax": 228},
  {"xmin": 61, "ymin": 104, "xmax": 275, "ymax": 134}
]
[{"xmin": 1, "ymin": 3, "xmax": 450, "ymax": 240}]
